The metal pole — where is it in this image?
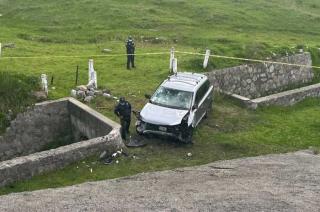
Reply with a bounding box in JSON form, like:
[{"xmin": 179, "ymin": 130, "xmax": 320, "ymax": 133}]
[{"xmin": 75, "ymin": 65, "xmax": 79, "ymax": 85}]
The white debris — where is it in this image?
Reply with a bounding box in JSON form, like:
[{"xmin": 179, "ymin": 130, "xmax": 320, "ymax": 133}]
[
  {"xmin": 103, "ymin": 93, "xmax": 112, "ymax": 98},
  {"xmin": 90, "ymin": 168, "xmax": 93, "ymax": 173},
  {"xmin": 70, "ymin": 89, "xmax": 77, "ymax": 98},
  {"xmin": 116, "ymin": 160, "xmax": 119, "ymax": 164},
  {"xmin": 112, "ymin": 152, "xmax": 118, "ymax": 158},
  {"xmin": 187, "ymin": 153, "xmax": 192, "ymax": 157}
]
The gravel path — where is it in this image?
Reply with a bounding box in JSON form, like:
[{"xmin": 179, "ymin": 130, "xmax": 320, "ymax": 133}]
[{"xmin": 1, "ymin": 150, "xmax": 320, "ymax": 212}]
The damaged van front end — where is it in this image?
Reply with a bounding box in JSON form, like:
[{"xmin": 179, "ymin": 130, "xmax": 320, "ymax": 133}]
[{"xmin": 135, "ymin": 103, "xmax": 194, "ymax": 143}]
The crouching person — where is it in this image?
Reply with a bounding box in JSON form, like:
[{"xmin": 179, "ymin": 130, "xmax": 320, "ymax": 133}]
[{"xmin": 114, "ymin": 97, "xmax": 131, "ymax": 140}]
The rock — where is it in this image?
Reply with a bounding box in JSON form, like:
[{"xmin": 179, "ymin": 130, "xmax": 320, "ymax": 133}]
[
  {"xmin": 103, "ymin": 93, "xmax": 112, "ymax": 98},
  {"xmin": 76, "ymin": 90, "xmax": 86, "ymax": 99},
  {"xmin": 86, "ymin": 90, "xmax": 95, "ymax": 97},
  {"xmin": 102, "ymin": 89, "xmax": 111, "ymax": 94},
  {"xmin": 94, "ymin": 90, "xmax": 103, "ymax": 96},
  {"xmin": 87, "ymin": 83, "xmax": 95, "ymax": 90},
  {"xmin": 33, "ymin": 91, "xmax": 47, "ymax": 101},
  {"xmin": 76, "ymin": 85, "xmax": 88, "ymax": 91},
  {"xmin": 84, "ymin": 96, "xmax": 94, "ymax": 103},
  {"xmin": 70, "ymin": 89, "xmax": 77, "ymax": 98}
]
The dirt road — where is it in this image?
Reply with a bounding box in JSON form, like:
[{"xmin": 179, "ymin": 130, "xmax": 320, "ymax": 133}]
[{"xmin": 1, "ymin": 150, "xmax": 319, "ymax": 211}]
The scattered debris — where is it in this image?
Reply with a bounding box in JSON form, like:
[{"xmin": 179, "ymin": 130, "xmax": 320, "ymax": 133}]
[
  {"xmin": 100, "ymin": 148, "xmax": 127, "ymax": 165},
  {"xmin": 126, "ymin": 135, "xmax": 147, "ymax": 147},
  {"xmin": 71, "ymin": 84, "xmax": 105, "ymax": 102},
  {"xmin": 187, "ymin": 153, "xmax": 192, "ymax": 157},
  {"xmin": 90, "ymin": 168, "xmax": 93, "ymax": 173}
]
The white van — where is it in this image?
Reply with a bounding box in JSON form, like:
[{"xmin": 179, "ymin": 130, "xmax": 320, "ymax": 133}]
[{"xmin": 136, "ymin": 72, "xmax": 213, "ymax": 143}]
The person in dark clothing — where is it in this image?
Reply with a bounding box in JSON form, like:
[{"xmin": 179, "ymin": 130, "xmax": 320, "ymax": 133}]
[
  {"xmin": 114, "ymin": 97, "xmax": 132, "ymax": 140},
  {"xmin": 125, "ymin": 36, "xmax": 135, "ymax": 69}
]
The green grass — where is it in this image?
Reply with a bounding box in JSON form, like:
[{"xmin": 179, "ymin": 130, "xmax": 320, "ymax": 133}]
[
  {"xmin": 1, "ymin": 0, "xmax": 320, "ymax": 194},
  {"xmin": 0, "ymin": 72, "xmax": 39, "ymax": 133}
]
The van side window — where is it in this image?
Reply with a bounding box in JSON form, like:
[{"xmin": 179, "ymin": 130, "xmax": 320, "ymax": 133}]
[{"xmin": 195, "ymin": 80, "xmax": 210, "ymax": 105}]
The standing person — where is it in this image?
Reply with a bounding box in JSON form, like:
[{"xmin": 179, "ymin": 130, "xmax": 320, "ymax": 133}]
[
  {"xmin": 114, "ymin": 97, "xmax": 132, "ymax": 140},
  {"xmin": 125, "ymin": 36, "xmax": 135, "ymax": 69}
]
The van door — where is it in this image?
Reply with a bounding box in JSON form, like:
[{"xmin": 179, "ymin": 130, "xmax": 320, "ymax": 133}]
[{"xmin": 194, "ymin": 80, "xmax": 210, "ymax": 127}]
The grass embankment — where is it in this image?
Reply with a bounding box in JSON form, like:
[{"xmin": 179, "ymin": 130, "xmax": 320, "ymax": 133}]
[
  {"xmin": 0, "ymin": 0, "xmax": 320, "ymax": 194},
  {"xmin": 0, "ymin": 72, "xmax": 39, "ymax": 133}
]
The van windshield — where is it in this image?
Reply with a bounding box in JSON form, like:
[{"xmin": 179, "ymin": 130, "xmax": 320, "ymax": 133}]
[{"xmin": 150, "ymin": 86, "xmax": 193, "ymax": 110}]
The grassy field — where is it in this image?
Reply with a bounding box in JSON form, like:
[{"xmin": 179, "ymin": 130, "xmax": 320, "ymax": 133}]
[{"xmin": 1, "ymin": 0, "xmax": 320, "ymax": 194}]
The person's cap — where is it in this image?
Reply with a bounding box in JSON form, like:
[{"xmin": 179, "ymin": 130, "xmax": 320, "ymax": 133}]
[{"xmin": 120, "ymin": 97, "xmax": 125, "ymax": 102}]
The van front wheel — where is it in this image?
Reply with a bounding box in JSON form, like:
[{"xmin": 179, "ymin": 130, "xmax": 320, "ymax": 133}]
[{"xmin": 181, "ymin": 127, "xmax": 193, "ymax": 144}]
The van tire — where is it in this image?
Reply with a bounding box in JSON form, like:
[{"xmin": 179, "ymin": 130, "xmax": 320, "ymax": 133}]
[{"xmin": 182, "ymin": 127, "xmax": 193, "ymax": 144}]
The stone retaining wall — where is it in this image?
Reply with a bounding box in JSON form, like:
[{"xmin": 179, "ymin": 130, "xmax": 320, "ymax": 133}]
[
  {"xmin": 206, "ymin": 53, "xmax": 313, "ymax": 99},
  {"xmin": 0, "ymin": 129, "xmax": 123, "ymax": 187},
  {"xmin": 0, "ymin": 99, "xmax": 72, "ymax": 161},
  {"xmin": 0, "ymin": 98, "xmax": 124, "ymax": 187},
  {"xmin": 248, "ymin": 83, "xmax": 320, "ymax": 109},
  {"xmin": 68, "ymin": 98, "xmax": 113, "ymax": 140}
]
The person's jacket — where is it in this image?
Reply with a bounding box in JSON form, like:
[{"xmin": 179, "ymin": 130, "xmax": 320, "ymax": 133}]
[
  {"xmin": 114, "ymin": 101, "xmax": 131, "ymax": 119},
  {"xmin": 126, "ymin": 39, "xmax": 135, "ymax": 54}
]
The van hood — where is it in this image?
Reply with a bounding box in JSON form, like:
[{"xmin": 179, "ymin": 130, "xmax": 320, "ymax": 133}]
[{"xmin": 140, "ymin": 103, "xmax": 189, "ymax": 126}]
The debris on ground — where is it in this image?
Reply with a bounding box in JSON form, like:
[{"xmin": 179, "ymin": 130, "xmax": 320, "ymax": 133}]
[
  {"xmin": 100, "ymin": 148, "xmax": 127, "ymax": 165},
  {"xmin": 126, "ymin": 135, "xmax": 147, "ymax": 147},
  {"xmin": 187, "ymin": 153, "xmax": 192, "ymax": 157},
  {"xmin": 70, "ymin": 84, "xmax": 106, "ymax": 102}
]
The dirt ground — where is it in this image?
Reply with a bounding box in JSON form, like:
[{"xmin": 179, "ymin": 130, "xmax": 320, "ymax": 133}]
[{"xmin": 0, "ymin": 150, "xmax": 319, "ymax": 212}]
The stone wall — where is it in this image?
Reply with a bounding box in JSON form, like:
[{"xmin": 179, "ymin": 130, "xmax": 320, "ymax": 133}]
[
  {"xmin": 206, "ymin": 53, "xmax": 314, "ymax": 99},
  {"xmin": 68, "ymin": 98, "xmax": 113, "ymax": 141},
  {"xmin": 248, "ymin": 83, "xmax": 320, "ymax": 109},
  {"xmin": 0, "ymin": 99, "xmax": 72, "ymax": 161},
  {"xmin": 0, "ymin": 129, "xmax": 123, "ymax": 187},
  {"xmin": 0, "ymin": 98, "xmax": 124, "ymax": 187}
]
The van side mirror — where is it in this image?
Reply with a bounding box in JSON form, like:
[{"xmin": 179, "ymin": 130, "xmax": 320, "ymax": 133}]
[
  {"xmin": 192, "ymin": 104, "xmax": 198, "ymax": 110},
  {"xmin": 145, "ymin": 94, "xmax": 151, "ymax": 99}
]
